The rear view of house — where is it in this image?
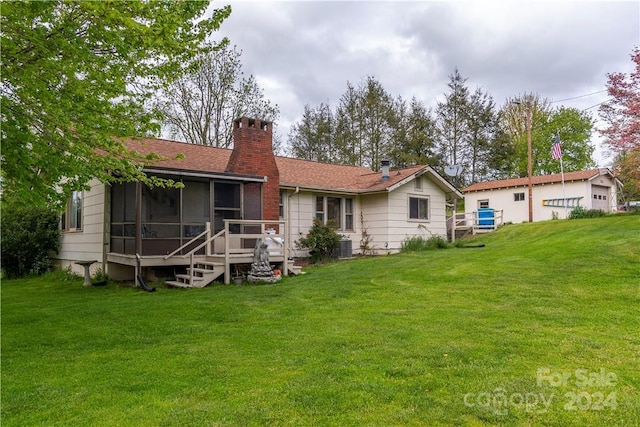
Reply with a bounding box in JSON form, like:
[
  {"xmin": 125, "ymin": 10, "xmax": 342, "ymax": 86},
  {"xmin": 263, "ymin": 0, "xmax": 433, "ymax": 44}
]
[{"xmin": 57, "ymin": 117, "xmax": 462, "ymax": 285}]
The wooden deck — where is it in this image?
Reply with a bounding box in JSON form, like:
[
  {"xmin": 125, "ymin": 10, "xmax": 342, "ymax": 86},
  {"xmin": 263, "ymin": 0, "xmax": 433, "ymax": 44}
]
[{"xmin": 108, "ymin": 220, "xmax": 302, "ymax": 286}]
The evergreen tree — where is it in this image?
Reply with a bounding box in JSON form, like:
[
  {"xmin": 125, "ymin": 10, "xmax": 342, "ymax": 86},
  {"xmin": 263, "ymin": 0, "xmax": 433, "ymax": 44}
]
[
  {"xmin": 435, "ymin": 68, "xmax": 471, "ymax": 187},
  {"xmin": 288, "ymin": 103, "xmax": 334, "ymax": 162}
]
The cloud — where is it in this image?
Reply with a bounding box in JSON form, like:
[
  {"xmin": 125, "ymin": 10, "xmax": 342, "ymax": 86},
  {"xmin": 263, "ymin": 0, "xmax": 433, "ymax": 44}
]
[{"xmin": 214, "ymin": 0, "xmax": 639, "ymax": 164}]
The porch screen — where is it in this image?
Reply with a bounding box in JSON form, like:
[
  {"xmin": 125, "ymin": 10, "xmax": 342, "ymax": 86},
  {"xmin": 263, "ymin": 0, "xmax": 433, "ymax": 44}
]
[
  {"xmin": 182, "ymin": 180, "xmax": 210, "ymax": 238},
  {"xmin": 214, "ymin": 182, "xmax": 241, "ymax": 233},
  {"xmin": 142, "ymin": 186, "xmax": 180, "ymax": 255},
  {"xmin": 110, "ymin": 182, "xmax": 137, "ymax": 254}
]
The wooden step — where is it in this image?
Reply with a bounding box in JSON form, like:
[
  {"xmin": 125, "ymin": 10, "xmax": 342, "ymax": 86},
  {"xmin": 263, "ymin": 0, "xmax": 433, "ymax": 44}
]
[
  {"xmin": 165, "ymin": 280, "xmax": 196, "ymax": 288},
  {"xmin": 175, "ymin": 273, "xmax": 205, "ymax": 282},
  {"xmin": 288, "ymin": 265, "xmax": 304, "ymax": 275},
  {"xmin": 194, "ymin": 261, "xmax": 223, "ymax": 270}
]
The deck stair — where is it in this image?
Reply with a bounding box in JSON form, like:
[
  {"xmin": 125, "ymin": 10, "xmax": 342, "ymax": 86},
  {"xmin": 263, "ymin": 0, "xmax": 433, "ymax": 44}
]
[
  {"xmin": 165, "ymin": 260, "xmax": 224, "ymax": 288},
  {"xmin": 288, "ymin": 262, "xmax": 304, "ymax": 275}
]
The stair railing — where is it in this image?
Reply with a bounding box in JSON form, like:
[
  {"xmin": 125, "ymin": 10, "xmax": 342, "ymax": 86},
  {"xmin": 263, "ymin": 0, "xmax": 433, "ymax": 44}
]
[
  {"xmin": 163, "ymin": 222, "xmax": 226, "ymax": 285},
  {"xmin": 164, "ymin": 222, "xmax": 212, "ymax": 260}
]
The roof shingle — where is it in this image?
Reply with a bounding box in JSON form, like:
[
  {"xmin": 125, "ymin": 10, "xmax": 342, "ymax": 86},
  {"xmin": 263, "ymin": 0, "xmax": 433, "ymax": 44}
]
[
  {"xmin": 124, "ymin": 137, "xmax": 427, "ymax": 193},
  {"xmin": 462, "ymin": 169, "xmax": 605, "ymax": 193}
]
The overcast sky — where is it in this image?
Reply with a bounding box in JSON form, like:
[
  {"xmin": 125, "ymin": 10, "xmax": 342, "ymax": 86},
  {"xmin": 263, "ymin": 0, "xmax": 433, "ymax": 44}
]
[{"xmin": 212, "ymin": 0, "xmax": 639, "ymax": 166}]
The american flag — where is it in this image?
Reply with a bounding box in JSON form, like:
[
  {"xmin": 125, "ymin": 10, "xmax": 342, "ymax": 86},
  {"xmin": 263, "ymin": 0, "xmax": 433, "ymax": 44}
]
[{"xmin": 551, "ymin": 136, "xmax": 562, "ymax": 160}]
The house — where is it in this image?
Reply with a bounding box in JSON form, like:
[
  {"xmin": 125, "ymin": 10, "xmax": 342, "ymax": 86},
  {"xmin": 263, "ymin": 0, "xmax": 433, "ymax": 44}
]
[
  {"xmin": 57, "ymin": 117, "xmax": 462, "ymax": 286},
  {"xmin": 461, "ymin": 168, "xmax": 621, "ymax": 226}
]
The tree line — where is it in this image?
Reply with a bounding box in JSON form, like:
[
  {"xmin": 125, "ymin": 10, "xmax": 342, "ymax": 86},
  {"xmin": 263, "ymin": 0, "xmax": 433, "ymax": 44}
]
[
  {"xmin": 287, "ymin": 70, "xmax": 595, "ymax": 188},
  {"xmin": 2, "ymin": 1, "xmax": 637, "ymax": 210}
]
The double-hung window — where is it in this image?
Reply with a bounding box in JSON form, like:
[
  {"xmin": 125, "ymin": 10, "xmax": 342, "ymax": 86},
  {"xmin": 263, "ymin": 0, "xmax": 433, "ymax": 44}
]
[
  {"xmin": 62, "ymin": 191, "xmax": 83, "ymax": 231},
  {"xmin": 409, "ymin": 196, "xmax": 429, "ymax": 221},
  {"xmin": 315, "ymin": 195, "xmax": 354, "ymax": 231}
]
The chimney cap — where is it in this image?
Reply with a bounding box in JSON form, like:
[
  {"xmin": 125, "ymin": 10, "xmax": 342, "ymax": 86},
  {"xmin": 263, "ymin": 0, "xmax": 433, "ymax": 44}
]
[
  {"xmin": 381, "ymin": 159, "xmax": 390, "ymax": 182},
  {"xmin": 234, "ymin": 117, "xmax": 273, "ymax": 130}
]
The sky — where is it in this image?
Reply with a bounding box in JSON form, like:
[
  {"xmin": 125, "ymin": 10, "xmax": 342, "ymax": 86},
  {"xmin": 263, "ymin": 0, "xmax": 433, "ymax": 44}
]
[{"xmin": 211, "ymin": 0, "xmax": 639, "ymax": 166}]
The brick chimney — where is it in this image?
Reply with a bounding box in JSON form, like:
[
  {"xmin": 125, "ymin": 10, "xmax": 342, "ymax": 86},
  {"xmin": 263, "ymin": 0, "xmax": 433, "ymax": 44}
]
[{"xmin": 226, "ymin": 117, "xmax": 280, "ymax": 221}]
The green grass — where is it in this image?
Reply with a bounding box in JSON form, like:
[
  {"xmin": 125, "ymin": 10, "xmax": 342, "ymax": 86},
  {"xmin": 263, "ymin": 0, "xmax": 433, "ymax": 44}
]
[{"xmin": 2, "ymin": 215, "xmax": 639, "ymax": 426}]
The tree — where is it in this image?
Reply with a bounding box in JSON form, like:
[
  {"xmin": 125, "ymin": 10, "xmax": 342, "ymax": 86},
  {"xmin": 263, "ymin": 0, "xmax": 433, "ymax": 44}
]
[
  {"xmin": 288, "ymin": 102, "xmax": 335, "ymax": 162},
  {"xmin": 1, "ymin": 1, "xmax": 230, "ymax": 208},
  {"xmin": 156, "ymin": 44, "xmax": 279, "ymax": 148},
  {"xmin": 388, "ymin": 97, "xmax": 440, "ymax": 169},
  {"xmin": 540, "ymin": 107, "xmax": 595, "ymax": 174},
  {"xmin": 435, "ymin": 69, "xmax": 471, "ymax": 187},
  {"xmin": 599, "ymin": 46, "xmax": 640, "ymax": 199},
  {"xmin": 486, "ymin": 127, "xmax": 517, "ymax": 180},
  {"xmin": 465, "ymin": 88, "xmax": 497, "ymax": 183},
  {"xmin": 1, "ymin": 204, "xmax": 60, "ymax": 278},
  {"xmin": 333, "ymin": 76, "xmax": 395, "ymax": 169},
  {"xmin": 497, "ymin": 95, "xmax": 595, "ymax": 177},
  {"xmin": 334, "ymin": 82, "xmax": 364, "ymax": 166}
]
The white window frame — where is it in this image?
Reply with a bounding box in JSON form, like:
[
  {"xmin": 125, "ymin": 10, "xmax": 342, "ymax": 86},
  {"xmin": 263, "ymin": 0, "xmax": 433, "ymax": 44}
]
[
  {"xmin": 314, "ymin": 195, "xmax": 355, "ymax": 231},
  {"xmin": 62, "ymin": 191, "xmax": 83, "ymax": 232},
  {"xmin": 414, "ymin": 176, "xmax": 423, "ymax": 191},
  {"xmin": 279, "ymin": 190, "xmax": 285, "ymax": 219},
  {"xmin": 408, "ymin": 195, "xmax": 430, "ymax": 221},
  {"xmin": 514, "ymin": 192, "xmax": 525, "ymax": 202}
]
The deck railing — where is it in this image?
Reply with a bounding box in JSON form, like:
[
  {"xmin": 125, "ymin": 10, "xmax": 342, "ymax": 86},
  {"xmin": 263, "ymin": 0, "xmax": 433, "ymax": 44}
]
[
  {"xmin": 222, "ymin": 219, "xmax": 288, "ymax": 284},
  {"xmin": 163, "ymin": 219, "xmax": 289, "ymax": 284},
  {"xmin": 447, "ymin": 210, "xmax": 504, "ymax": 241}
]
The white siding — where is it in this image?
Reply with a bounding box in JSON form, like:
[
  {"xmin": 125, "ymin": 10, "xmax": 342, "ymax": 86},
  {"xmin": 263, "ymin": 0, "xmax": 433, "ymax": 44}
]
[
  {"xmin": 360, "ymin": 193, "xmax": 390, "ymax": 254},
  {"xmin": 385, "ymin": 177, "xmax": 448, "ymax": 252},
  {"xmin": 284, "ymin": 174, "xmax": 451, "ymax": 256},
  {"xmin": 284, "ymin": 190, "xmax": 361, "ymax": 257},
  {"xmin": 58, "ymin": 179, "xmax": 107, "ymax": 276},
  {"xmin": 464, "ymin": 173, "xmax": 618, "ymax": 223}
]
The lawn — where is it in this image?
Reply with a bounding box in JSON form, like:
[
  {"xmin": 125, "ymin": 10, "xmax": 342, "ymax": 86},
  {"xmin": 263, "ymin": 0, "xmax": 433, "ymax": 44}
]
[{"xmin": 2, "ymin": 215, "xmax": 639, "ymax": 426}]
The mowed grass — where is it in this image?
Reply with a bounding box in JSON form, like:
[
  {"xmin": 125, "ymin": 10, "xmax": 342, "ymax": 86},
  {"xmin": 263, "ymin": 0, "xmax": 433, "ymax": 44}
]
[{"xmin": 2, "ymin": 215, "xmax": 639, "ymax": 426}]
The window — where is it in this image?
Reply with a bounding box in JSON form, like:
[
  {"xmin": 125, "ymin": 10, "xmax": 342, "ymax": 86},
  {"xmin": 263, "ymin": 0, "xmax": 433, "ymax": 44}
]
[
  {"xmin": 279, "ymin": 191, "xmax": 285, "ymax": 218},
  {"xmin": 315, "ymin": 196, "xmax": 324, "ymax": 222},
  {"xmin": 409, "ymin": 196, "xmax": 429, "ymax": 220},
  {"xmin": 514, "ymin": 192, "xmax": 525, "ymax": 202},
  {"xmin": 62, "ymin": 191, "xmax": 83, "ymax": 231},
  {"xmin": 314, "ymin": 195, "xmax": 354, "ymax": 231},
  {"xmin": 478, "ymin": 200, "xmax": 489, "ymax": 209},
  {"xmin": 327, "ymin": 197, "xmax": 342, "ymax": 229},
  {"xmin": 415, "ymin": 177, "xmax": 423, "ymax": 191},
  {"xmin": 345, "ymin": 198, "xmax": 354, "ymax": 231}
]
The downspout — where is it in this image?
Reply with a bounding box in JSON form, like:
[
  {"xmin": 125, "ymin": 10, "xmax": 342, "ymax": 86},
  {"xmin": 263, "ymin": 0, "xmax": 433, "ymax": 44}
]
[
  {"xmin": 102, "ymin": 183, "xmax": 109, "ymax": 275},
  {"xmin": 288, "ymin": 187, "xmax": 300, "ymax": 257}
]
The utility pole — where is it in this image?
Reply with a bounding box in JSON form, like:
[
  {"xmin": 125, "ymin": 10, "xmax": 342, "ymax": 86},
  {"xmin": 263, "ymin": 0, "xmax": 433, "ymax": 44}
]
[
  {"xmin": 513, "ymin": 99, "xmax": 534, "ymax": 222},
  {"xmin": 526, "ymin": 108, "xmax": 533, "ymax": 222}
]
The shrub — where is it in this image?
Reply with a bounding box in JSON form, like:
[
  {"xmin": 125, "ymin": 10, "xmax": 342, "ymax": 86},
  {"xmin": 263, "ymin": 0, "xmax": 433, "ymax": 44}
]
[
  {"xmin": 400, "ymin": 235, "xmax": 449, "ymax": 252},
  {"xmin": 1, "ymin": 204, "xmax": 61, "ymax": 278},
  {"xmin": 297, "ymin": 219, "xmax": 342, "ymax": 262},
  {"xmin": 568, "ymin": 206, "xmax": 607, "ymax": 220}
]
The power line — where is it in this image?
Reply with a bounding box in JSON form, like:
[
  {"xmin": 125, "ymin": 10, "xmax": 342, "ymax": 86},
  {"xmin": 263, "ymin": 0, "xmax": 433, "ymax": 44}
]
[{"xmin": 550, "ymin": 90, "xmax": 608, "ymax": 104}]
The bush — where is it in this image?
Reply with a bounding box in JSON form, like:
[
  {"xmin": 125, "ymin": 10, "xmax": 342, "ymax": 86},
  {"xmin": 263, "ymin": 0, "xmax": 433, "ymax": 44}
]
[
  {"xmin": 297, "ymin": 220, "xmax": 342, "ymax": 262},
  {"xmin": 400, "ymin": 235, "xmax": 449, "ymax": 252},
  {"xmin": 568, "ymin": 206, "xmax": 607, "ymax": 220},
  {"xmin": 1, "ymin": 204, "xmax": 60, "ymax": 278}
]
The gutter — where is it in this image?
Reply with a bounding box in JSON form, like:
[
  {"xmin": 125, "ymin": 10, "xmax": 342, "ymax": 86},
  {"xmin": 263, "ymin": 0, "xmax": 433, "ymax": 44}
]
[{"xmin": 143, "ymin": 167, "xmax": 266, "ymax": 183}]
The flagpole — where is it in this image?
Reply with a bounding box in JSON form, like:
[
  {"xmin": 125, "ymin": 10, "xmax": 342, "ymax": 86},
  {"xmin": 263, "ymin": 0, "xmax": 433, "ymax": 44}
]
[
  {"xmin": 560, "ymin": 153, "xmax": 567, "ymax": 218},
  {"xmin": 556, "ymin": 133, "xmax": 567, "ymax": 218}
]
